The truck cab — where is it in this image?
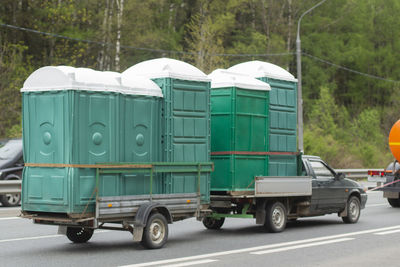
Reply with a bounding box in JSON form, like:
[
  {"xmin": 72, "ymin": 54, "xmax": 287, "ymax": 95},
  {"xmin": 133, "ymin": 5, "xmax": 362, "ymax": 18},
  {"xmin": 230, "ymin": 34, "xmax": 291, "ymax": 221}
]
[{"xmin": 303, "ymin": 155, "xmax": 367, "ymax": 216}]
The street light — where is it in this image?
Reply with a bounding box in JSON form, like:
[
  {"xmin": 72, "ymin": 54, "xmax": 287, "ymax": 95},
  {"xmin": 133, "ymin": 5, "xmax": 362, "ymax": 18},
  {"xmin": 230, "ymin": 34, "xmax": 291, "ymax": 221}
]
[{"xmin": 296, "ymin": 0, "xmax": 328, "ymax": 153}]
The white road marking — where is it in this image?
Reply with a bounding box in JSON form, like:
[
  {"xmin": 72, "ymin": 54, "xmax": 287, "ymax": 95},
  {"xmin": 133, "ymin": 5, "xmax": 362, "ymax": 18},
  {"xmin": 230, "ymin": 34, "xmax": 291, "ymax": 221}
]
[
  {"xmin": 0, "ymin": 230, "xmax": 110, "ymax": 243},
  {"xmin": 251, "ymin": 238, "xmax": 354, "ymax": 255},
  {"xmin": 366, "ymin": 203, "xmax": 388, "ymax": 207},
  {"xmin": 120, "ymin": 225, "xmax": 400, "ymax": 267},
  {"xmin": 0, "ymin": 217, "xmax": 21, "ymax": 221},
  {"xmin": 160, "ymin": 259, "xmax": 218, "ymax": 267},
  {"xmin": 374, "ymin": 229, "xmax": 400, "ymax": 235},
  {"xmin": 0, "ymin": 234, "xmax": 62, "ymax": 243}
]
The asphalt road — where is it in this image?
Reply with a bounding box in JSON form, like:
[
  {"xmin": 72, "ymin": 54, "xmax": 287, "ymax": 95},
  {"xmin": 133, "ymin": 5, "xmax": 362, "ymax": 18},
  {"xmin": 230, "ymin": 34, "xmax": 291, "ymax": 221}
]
[{"xmin": 1, "ymin": 187, "xmax": 399, "ymax": 267}]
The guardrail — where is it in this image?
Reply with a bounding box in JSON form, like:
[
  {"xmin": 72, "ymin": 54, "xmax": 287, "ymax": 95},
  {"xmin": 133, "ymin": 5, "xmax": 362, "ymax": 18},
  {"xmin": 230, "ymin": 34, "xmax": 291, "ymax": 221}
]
[
  {"xmin": 0, "ymin": 180, "xmax": 21, "ymax": 194},
  {"xmin": 335, "ymin": 169, "xmax": 383, "ymax": 180}
]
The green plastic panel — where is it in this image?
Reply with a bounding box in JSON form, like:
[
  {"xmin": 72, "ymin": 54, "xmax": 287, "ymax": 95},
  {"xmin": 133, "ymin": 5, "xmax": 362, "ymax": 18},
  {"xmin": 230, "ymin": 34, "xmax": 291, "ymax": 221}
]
[
  {"xmin": 211, "ymin": 155, "xmax": 268, "ymax": 192},
  {"xmin": 268, "ymin": 155, "xmax": 298, "ymax": 176},
  {"xmin": 257, "ymin": 77, "xmax": 297, "ymax": 152},
  {"xmin": 120, "ymin": 96, "xmax": 161, "ymax": 162},
  {"xmin": 22, "ymin": 166, "xmax": 164, "ymax": 215},
  {"xmin": 210, "ymin": 87, "xmax": 269, "ymax": 192},
  {"xmin": 151, "ymin": 78, "xmax": 211, "ymax": 202},
  {"xmin": 73, "ymin": 92, "xmax": 119, "ymax": 164},
  {"xmin": 211, "ymin": 87, "xmax": 269, "ymax": 152},
  {"xmin": 22, "ymin": 90, "xmax": 163, "ymax": 214},
  {"xmin": 22, "ymin": 92, "xmax": 71, "ymax": 164},
  {"xmin": 22, "ymin": 91, "xmax": 120, "ymax": 164}
]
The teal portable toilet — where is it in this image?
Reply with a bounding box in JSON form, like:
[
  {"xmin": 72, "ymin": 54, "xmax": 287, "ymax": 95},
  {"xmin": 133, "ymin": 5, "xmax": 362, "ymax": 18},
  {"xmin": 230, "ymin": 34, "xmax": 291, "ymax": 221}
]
[
  {"xmin": 123, "ymin": 58, "xmax": 211, "ymax": 202},
  {"xmin": 21, "ymin": 66, "xmax": 163, "ymax": 215},
  {"xmin": 228, "ymin": 61, "xmax": 298, "ymax": 176},
  {"xmin": 208, "ymin": 69, "xmax": 271, "ymax": 192}
]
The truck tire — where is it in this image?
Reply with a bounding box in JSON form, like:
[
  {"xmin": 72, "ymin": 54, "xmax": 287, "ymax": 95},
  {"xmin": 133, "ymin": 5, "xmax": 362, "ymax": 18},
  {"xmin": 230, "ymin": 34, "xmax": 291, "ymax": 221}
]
[
  {"xmin": 66, "ymin": 227, "xmax": 94, "ymax": 243},
  {"xmin": 141, "ymin": 213, "xmax": 168, "ymax": 249},
  {"xmin": 387, "ymin": 198, "xmax": 400, "ymax": 207},
  {"xmin": 202, "ymin": 217, "xmax": 225, "ymax": 230},
  {"xmin": 342, "ymin": 196, "xmax": 361, "ymax": 224},
  {"xmin": 264, "ymin": 202, "xmax": 287, "ymax": 233}
]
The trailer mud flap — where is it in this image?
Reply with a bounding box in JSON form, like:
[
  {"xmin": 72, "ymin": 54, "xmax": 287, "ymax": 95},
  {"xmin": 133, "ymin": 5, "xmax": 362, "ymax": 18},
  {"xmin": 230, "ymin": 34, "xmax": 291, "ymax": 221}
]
[
  {"xmin": 255, "ymin": 199, "xmax": 267, "ymax": 225},
  {"xmin": 133, "ymin": 227, "xmax": 144, "ymax": 242}
]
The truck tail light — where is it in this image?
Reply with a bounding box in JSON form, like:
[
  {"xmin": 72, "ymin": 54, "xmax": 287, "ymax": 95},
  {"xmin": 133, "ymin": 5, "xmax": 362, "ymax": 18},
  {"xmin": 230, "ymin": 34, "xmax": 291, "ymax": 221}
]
[{"xmin": 368, "ymin": 170, "xmax": 385, "ymax": 177}]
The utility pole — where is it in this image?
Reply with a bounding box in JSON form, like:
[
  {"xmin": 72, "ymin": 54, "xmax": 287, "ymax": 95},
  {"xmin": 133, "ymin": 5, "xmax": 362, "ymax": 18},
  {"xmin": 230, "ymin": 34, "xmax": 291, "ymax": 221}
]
[{"xmin": 296, "ymin": 0, "xmax": 328, "ymax": 153}]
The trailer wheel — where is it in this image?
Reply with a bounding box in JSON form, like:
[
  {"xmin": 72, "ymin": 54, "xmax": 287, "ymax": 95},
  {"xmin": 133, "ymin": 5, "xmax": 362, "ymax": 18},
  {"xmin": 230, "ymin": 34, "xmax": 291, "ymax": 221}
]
[
  {"xmin": 342, "ymin": 196, "xmax": 361, "ymax": 224},
  {"xmin": 264, "ymin": 202, "xmax": 287, "ymax": 233},
  {"xmin": 387, "ymin": 198, "xmax": 400, "ymax": 207},
  {"xmin": 66, "ymin": 227, "xmax": 94, "ymax": 243},
  {"xmin": 141, "ymin": 213, "xmax": 168, "ymax": 249},
  {"xmin": 202, "ymin": 217, "xmax": 225, "ymax": 230}
]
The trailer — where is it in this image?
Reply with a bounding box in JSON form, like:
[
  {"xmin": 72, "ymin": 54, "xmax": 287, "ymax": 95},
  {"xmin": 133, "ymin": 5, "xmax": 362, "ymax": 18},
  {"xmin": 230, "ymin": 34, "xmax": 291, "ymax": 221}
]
[{"xmin": 22, "ymin": 162, "xmax": 212, "ymax": 248}]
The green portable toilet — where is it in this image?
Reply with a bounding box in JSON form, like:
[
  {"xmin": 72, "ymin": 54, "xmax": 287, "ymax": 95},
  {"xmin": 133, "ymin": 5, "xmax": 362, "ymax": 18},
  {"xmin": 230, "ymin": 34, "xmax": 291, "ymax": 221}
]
[
  {"xmin": 208, "ymin": 69, "xmax": 271, "ymax": 192},
  {"xmin": 21, "ymin": 66, "xmax": 163, "ymax": 215},
  {"xmin": 123, "ymin": 58, "xmax": 211, "ymax": 202},
  {"xmin": 228, "ymin": 61, "xmax": 298, "ymax": 176}
]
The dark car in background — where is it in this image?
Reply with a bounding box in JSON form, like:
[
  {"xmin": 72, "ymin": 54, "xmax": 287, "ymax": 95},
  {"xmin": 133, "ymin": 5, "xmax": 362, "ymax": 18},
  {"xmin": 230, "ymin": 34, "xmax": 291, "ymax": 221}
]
[{"xmin": 0, "ymin": 139, "xmax": 23, "ymax": 207}]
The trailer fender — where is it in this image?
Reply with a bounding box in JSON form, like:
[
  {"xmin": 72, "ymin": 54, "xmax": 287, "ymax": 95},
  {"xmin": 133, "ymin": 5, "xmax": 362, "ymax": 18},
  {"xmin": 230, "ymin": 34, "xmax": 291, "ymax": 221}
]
[{"xmin": 134, "ymin": 203, "xmax": 173, "ymax": 227}]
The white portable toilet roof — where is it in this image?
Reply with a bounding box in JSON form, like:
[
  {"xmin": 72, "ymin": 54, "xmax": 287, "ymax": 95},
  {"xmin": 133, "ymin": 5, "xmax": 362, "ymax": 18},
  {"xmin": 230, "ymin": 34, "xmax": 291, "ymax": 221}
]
[
  {"xmin": 21, "ymin": 66, "xmax": 163, "ymax": 97},
  {"xmin": 208, "ymin": 69, "xmax": 271, "ymax": 91},
  {"xmin": 122, "ymin": 58, "xmax": 210, "ymax": 82},
  {"xmin": 228, "ymin": 61, "xmax": 297, "ymax": 82}
]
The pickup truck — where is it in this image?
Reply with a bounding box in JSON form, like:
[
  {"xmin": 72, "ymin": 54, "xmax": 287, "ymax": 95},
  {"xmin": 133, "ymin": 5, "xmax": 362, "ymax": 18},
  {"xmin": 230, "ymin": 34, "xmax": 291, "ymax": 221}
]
[{"xmin": 204, "ymin": 155, "xmax": 368, "ymax": 233}]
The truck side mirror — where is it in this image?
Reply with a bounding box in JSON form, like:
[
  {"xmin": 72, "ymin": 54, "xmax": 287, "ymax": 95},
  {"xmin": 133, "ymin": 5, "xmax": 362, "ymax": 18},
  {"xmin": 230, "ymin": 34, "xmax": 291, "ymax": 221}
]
[{"xmin": 335, "ymin": 172, "xmax": 345, "ymax": 180}]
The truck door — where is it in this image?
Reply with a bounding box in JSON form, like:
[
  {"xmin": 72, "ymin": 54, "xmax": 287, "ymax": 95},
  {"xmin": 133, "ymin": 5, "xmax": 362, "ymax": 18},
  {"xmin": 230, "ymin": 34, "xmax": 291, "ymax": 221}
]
[{"xmin": 309, "ymin": 160, "xmax": 346, "ymax": 212}]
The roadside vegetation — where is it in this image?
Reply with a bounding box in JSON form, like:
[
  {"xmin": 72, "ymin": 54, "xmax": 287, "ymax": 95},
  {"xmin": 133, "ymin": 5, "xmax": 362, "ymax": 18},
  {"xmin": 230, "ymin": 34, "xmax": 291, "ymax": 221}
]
[{"xmin": 0, "ymin": 0, "xmax": 398, "ymax": 167}]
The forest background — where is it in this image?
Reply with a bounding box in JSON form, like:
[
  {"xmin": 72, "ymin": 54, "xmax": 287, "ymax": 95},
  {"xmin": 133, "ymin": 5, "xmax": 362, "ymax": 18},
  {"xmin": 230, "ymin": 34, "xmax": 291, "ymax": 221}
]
[{"xmin": 1, "ymin": 0, "xmax": 399, "ymax": 168}]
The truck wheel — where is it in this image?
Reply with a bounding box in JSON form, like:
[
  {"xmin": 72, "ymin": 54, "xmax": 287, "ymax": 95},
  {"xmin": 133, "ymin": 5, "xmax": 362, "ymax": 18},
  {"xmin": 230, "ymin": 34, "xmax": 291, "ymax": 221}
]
[
  {"xmin": 66, "ymin": 227, "xmax": 94, "ymax": 243},
  {"xmin": 141, "ymin": 213, "xmax": 168, "ymax": 249},
  {"xmin": 387, "ymin": 198, "xmax": 400, "ymax": 207},
  {"xmin": 202, "ymin": 217, "xmax": 225, "ymax": 230},
  {"xmin": 342, "ymin": 196, "xmax": 361, "ymax": 224},
  {"xmin": 264, "ymin": 202, "xmax": 287, "ymax": 233}
]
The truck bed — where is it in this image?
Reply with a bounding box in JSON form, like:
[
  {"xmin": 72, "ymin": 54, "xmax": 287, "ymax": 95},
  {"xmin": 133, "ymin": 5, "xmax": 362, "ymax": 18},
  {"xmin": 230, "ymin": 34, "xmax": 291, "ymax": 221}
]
[{"xmin": 255, "ymin": 176, "xmax": 312, "ymax": 197}]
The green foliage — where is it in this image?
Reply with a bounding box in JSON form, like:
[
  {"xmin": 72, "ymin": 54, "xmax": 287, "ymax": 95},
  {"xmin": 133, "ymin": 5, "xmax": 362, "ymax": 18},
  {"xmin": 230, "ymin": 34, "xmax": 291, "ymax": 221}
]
[
  {"xmin": 0, "ymin": 43, "xmax": 32, "ymax": 138},
  {"xmin": 304, "ymin": 86, "xmax": 392, "ymax": 168}
]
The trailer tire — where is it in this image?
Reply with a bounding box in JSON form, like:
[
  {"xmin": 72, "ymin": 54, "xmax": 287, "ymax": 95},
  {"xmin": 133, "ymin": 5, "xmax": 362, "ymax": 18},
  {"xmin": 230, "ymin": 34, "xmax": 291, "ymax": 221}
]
[
  {"xmin": 202, "ymin": 217, "xmax": 225, "ymax": 230},
  {"xmin": 66, "ymin": 227, "xmax": 94, "ymax": 243},
  {"xmin": 141, "ymin": 213, "xmax": 168, "ymax": 249},
  {"xmin": 342, "ymin": 196, "xmax": 361, "ymax": 224},
  {"xmin": 264, "ymin": 202, "xmax": 287, "ymax": 233},
  {"xmin": 387, "ymin": 198, "xmax": 400, "ymax": 207}
]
